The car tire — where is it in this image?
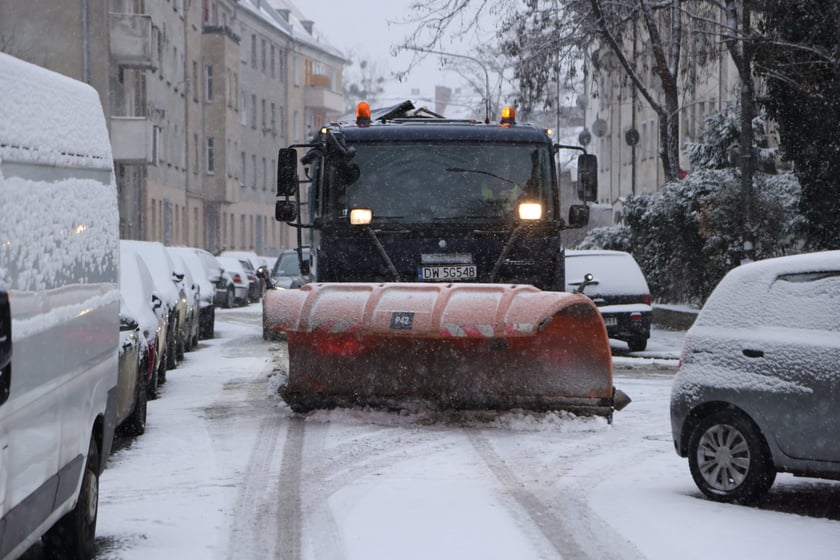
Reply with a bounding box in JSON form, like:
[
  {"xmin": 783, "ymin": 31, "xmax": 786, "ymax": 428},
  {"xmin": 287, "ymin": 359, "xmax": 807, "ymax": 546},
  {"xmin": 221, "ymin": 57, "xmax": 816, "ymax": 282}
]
[
  {"xmin": 119, "ymin": 368, "xmax": 147, "ymax": 437},
  {"xmin": 224, "ymin": 286, "xmax": 235, "ymax": 309},
  {"xmin": 147, "ymin": 362, "xmax": 159, "ymax": 400},
  {"xmin": 158, "ymin": 345, "xmax": 168, "ymax": 385},
  {"xmin": 200, "ymin": 307, "xmax": 215, "ymax": 339},
  {"xmin": 42, "ymin": 437, "xmax": 99, "ymax": 560},
  {"xmin": 688, "ymin": 410, "xmax": 776, "ymax": 504},
  {"xmin": 628, "ymin": 337, "xmax": 648, "ymax": 352}
]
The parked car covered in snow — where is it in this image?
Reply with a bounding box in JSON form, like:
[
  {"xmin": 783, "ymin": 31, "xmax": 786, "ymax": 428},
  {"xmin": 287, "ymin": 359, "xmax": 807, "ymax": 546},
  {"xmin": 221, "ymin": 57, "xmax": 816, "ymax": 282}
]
[
  {"xmin": 0, "ymin": 53, "xmax": 120, "ymax": 560},
  {"xmin": 216, "ymin": 255, "xmax": 250, "ymax": 306},
  {"xmin": 220, "ymin": 250, "xmax": 263, "ymax": 302},
  {"xmin": 565, "ymin": 250, "xmax": 652, "ymax": 351},
  {"xmin": 168, "ymin": 251, "xmax": 201, "ymax": 351},
  {"xmin": 670, "ymin": 250, "xmax": 840, "ymax": 504},
  {"xmin": 168, "ymin": 246, "xmax": 218, "ymax": 338},
  {"xmin": 116, "ymin": 311, "xmax": 148, "ymax": 436},
  {"xmin": 120, "ymin": 245, "xmax": 168, "ymax": 398},
  {"xmin": 122, "ymin": 240, "xmax": 188, "ymax": 370}
]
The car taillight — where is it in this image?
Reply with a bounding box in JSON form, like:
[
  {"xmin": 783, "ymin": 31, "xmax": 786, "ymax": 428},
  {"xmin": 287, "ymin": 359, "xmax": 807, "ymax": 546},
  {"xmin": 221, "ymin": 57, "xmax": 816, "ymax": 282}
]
[
  {"xmin": 643, "ymin": 294, "xmax": 651, "ymax": 305},
  {"xmin": 233, "ymin": 273, "xmax": 242, "ymax": 283}
]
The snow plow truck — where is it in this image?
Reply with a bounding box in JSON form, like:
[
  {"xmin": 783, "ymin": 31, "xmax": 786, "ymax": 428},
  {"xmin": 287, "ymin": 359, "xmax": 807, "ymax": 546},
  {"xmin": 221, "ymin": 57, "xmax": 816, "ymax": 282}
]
[{"xmin": 261, "ymin": 100, "xmax": 630, "ymax": 419}]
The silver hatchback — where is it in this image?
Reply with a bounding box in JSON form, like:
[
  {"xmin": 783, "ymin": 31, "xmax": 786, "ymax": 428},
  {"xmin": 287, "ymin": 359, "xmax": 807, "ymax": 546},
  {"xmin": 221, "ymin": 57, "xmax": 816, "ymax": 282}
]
[{"xmin": 670, "ymin": 250, "xmax": 840, "ymax": 503}]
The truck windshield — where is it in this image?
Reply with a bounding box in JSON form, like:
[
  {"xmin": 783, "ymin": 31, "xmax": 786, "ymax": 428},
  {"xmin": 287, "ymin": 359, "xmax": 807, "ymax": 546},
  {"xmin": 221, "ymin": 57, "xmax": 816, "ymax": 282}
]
[{"xmin": 323, "ymin": 142, "xmax": 554, "ymax": 223}]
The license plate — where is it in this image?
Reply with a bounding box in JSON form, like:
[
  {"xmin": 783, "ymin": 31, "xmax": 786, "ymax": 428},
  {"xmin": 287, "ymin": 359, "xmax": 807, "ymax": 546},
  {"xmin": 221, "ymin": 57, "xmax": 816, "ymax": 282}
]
[
  {"xmin": 603, "ymin": 316, "xmax": 618, "ymax": 326},
  {"xmin": 418, "ymin": 265, "xmax": 478, "ymax": 281}
]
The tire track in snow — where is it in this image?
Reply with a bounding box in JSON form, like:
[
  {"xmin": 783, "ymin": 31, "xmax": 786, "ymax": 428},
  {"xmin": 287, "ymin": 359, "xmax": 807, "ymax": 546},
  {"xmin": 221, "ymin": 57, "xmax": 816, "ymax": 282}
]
[
  {"xmin": 223, "ymin": 382, "xmax": 287, "ymax": 560},
  {"xmin": 467, "ymin": 430, "xmax": 645, "ymax": 560},
  {"xmin": 277, "ymin": 417, "xmax": 305, "ymax": 560}
]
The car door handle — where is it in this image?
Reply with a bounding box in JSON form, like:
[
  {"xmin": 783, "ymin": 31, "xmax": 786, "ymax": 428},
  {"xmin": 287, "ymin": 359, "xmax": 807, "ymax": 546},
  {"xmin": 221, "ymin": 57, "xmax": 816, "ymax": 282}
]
[{"xmin": 743, "ymin": 348, "xmax": 764, "ymax": 358}]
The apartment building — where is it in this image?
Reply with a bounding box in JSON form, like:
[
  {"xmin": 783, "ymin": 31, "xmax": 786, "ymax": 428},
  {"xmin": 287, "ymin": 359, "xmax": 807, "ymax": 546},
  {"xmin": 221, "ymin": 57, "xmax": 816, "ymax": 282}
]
[
  {"xmin": 0, "ymin": 0, "xmax": 345, "ymax": 256},
  {"xmin": 580, "ymin": 14, "xmax": 742, "ymax": 222}
]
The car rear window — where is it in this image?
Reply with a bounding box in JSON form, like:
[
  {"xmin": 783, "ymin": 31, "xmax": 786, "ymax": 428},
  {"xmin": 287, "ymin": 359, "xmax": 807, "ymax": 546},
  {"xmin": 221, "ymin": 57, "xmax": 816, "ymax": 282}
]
[
  {"xmin": 699, "ymin": 267, "xmax": 840, "ymax": 331},
  {"xmin": 565, "ymin": 252, "xmax": 649, "ymax": 295}
]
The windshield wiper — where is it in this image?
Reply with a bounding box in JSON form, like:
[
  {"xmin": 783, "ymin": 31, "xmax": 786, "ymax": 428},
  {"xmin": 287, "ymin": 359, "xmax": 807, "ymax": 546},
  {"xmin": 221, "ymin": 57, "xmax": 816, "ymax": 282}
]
[{"xmin": 446, "ymin": 167, "xmax": 516, "ymax": 184}]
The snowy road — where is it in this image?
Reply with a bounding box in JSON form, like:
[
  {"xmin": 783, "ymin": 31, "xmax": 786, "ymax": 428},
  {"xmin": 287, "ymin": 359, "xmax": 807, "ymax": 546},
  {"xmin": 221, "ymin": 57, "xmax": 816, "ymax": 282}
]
[{"xmin": 21, "ymin": 304, "xmax": 840, "ymax": 560}]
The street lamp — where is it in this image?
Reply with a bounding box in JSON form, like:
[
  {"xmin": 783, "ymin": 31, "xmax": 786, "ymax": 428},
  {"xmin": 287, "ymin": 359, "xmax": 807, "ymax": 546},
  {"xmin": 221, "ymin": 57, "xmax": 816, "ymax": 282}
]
[{"xmin": 404, "ymin": 46, "xmax": 492, "ymax": 123}]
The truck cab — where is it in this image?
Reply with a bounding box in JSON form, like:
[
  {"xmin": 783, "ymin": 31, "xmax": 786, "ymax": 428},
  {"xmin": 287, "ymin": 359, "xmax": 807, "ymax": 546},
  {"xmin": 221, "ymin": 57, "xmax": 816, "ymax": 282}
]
[{"xmin": 275, "ymin": 100, "xmax": 596, "ymax": 291}]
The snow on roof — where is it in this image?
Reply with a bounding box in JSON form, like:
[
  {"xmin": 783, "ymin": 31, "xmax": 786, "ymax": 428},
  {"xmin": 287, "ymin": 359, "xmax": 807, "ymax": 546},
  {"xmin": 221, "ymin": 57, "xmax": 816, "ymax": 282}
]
[
  {"xmin": 0, "ymin": 52, "xmax": 113, "ymax": 168},
  {"xmin": 264, "ymin": 0, "xmax": 346, "ymax": 59}
]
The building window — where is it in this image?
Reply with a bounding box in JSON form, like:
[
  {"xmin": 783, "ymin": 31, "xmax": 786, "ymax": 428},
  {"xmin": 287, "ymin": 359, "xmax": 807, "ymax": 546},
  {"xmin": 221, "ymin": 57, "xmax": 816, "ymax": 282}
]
[
  {"xmin": 251, "ymin": 155, "xmax": 257, "ymax": 189},
  {"xmin": 192, "ymin": 61, "xmax": 198, "ymax": 102},
  {"xmin": 240, "ymin": 151, "xmax": 246, "ymax": 185},
  {"xmin": 261, "ymin": 39, "xmax": 266, "ymax": 73},
  {"xmin": 240, "ymin": 91, "xmax": 247, "ymax": 125},
  {"xmin": 278, "ymin": 50, "xmax": 285, "ymax": 82},
  {"xmin": 206, "ymin": 137, "xmax": 215, "ymax": 174},
  {"xmin": 193, "ymin": 133, "xmax": 199, "ymax": 174},
  {"xmin": 251, "ymin": 94, "xmax": 257, "ymax": 129},
  {"xmin": 251, "ymin": 34, "xmax": 257, "ymax": 68},
  {"xmin": 262, "ymin": 157, "xmax": 267, "ymax": 190},
  {"xmin": 270, "ymin": 46, "xmax": 275, "ymax": 78},
  {"xmin": 205, "ymin": 64, "xmax": 213, "ymax": 102},
  {"xmin": 270, "ymin": 102, "xmax": 276, "ymax": 133},
  {"xmin": 261, "ymin": 99, "xmax": 266, "ymax": 131}
]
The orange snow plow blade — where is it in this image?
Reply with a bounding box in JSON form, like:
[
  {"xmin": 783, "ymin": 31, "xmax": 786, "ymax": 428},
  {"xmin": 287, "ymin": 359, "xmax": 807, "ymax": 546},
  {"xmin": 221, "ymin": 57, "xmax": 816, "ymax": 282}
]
[{"xmin": 266, "ymin": 283, "xmax": 627, "ymax": 417}]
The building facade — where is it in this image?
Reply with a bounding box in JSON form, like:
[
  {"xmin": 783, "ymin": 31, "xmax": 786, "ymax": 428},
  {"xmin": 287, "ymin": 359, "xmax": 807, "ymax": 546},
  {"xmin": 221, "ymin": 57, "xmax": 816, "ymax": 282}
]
[
  {"xmin": 0, "ymin": 0, "xmax": 345, "ymax": 256},
  {"xmin": 580, "ymin": 11, "xmax": 744, "ymax": 224}
]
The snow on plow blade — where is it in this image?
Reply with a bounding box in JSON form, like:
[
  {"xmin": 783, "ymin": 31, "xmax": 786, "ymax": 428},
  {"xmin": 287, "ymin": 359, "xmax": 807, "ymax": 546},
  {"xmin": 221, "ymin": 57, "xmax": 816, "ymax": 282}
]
[{"xmin": 267, "ymin": 283, "xmax": 625, "ymax": 417}]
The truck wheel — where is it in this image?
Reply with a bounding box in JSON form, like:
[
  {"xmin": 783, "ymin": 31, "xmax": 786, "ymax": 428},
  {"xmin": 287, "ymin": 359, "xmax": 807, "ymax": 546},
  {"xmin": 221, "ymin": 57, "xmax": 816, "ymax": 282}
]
[
  {"xmin": 43, "ymin": 437, "xmax": 99, "ymax": 560},
  {"xmin": 688, "ymin": 410, "xmax": 775, "ymax": 504}
]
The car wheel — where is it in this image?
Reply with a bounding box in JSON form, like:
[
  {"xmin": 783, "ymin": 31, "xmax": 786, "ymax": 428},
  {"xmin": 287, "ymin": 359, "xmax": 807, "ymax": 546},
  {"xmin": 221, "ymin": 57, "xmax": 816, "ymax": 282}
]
[
  {"xmin": 119, "ymin": 368, "xmax": 147, "ymax": 437},
  {"xmin": 42, "ymin": 437, "xmax": 99, "ymax": 560},
  {"xmin": 628, "ymin": 337, "xmax": 647, "ymax": 352},
  {"xmin": 158, "ymin": 345, "xmax": 168, "ymax": 384},
  {"xmin": 200, "ymin": 307, "xmax": 215, "ymax": 339},
  {"xmin": 224, "ymin": 286, "xmax": 235, "ymax": 309},
  {"xmin": 688, "ymin": 410, "xmax": 776, "ymax": 503},
  {"xmin": 147, "ymin": 362, "xmax": 159, "ymax": 400}
]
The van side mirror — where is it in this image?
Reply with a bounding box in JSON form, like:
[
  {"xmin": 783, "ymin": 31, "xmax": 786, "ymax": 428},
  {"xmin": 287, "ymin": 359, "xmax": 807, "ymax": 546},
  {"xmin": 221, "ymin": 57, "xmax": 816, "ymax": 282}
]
[
  {"xmin": 275, "ymin": 200, "xmax": 298, "ymax": 223},
  {"xmin": 577, "ymin": 154, "xmax": 598, "ymax": 202},
  {"xmin": 277, "ymin": 148, "xmax": 299, "ymax": 196},
  {"xmin": 568, "ymin": 204, "xmax": 590, "ymax": 228}
]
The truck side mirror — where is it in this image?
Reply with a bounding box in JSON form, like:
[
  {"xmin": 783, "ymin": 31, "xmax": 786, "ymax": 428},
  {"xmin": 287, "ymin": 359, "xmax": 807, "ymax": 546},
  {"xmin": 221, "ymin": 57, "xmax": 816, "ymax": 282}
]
[
  {"xmin": 577, "ymin": 153, "xmax": 598, "ymax": 202},
  {"xmin": 275, "ymin": 200, "xmax": 298, "ymax": 223},
  {"xmin": 277, "ymin": 148, "xmax": 299, "ymax": 196},
  {"xmin": 568, "ymin": 204, "xmax": 590, "ymax": 228}
]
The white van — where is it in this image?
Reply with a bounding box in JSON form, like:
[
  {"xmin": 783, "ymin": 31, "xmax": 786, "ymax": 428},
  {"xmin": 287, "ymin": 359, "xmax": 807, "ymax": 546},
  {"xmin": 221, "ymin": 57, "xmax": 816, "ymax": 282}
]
[{"xmin": 0, "ymin": 53, "xmax": 120, "ymax": 559}]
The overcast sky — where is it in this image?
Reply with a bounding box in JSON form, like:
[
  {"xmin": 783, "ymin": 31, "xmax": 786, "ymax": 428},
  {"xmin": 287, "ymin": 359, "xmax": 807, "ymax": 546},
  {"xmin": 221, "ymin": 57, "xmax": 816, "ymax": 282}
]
[{"xmin": 296, "ymin": 0, "xmax": 489, "ymax": 116}]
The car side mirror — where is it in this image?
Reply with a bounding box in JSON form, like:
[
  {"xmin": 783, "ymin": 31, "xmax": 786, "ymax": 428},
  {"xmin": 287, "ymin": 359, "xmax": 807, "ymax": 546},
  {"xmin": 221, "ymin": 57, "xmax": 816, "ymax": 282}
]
[
  {"xmin": 277, "ymin": 148, "xmax": 299, "ymax": 196},
  {"xmin": 299, "ymin": 259, "xmax": 311, "ymax": 276},
  {"xmin": 568, "ymin": 204, "xmax": 590, "ymax": 228},
  {"xmin": 275, "ymin": 200, "xmax": 298, "ymax": 223}
]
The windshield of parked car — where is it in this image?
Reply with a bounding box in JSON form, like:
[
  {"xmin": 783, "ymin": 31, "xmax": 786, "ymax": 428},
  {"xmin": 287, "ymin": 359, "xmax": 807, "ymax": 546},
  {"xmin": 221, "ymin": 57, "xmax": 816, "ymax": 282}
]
[
  {"xmin": 273, "ymin": 252, "xmax": 301, "ymax": 276},
  {"xmin": 323, "ymin": 142, "xmax": 554, "ymax": 223}
]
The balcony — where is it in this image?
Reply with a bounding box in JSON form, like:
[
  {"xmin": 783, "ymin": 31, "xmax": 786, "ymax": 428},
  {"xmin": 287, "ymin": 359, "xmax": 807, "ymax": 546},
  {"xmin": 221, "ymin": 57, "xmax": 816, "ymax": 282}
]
[
  {"xmin": 303, "ymin": 86, "xmax": 344, "ymax": 115},
  {"xmin": 111, "ymin": 117, "xmax": 156, "ymax": 164},
  {"xmin": 110, "ymin": 13, "xmax": 156, "ymax": 70}
]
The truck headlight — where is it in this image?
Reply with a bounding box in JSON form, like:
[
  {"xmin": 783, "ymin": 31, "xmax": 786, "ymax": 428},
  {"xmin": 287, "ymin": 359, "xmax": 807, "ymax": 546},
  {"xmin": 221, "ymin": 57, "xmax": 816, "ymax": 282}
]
[
  {"xmin": 349, "ymin": 208, "xmax": 373, "ymax": 225},
  {"xmin": 517, "ymin": 202, "xmax": 543, "ymax": 221}
]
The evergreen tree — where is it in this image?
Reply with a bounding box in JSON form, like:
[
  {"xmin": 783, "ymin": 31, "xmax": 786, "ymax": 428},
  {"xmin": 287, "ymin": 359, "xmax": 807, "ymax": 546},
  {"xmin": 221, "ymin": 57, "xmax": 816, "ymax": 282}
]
[{"xmin": 754, "ymin": 0, "xmax": 840, "ymax": 250}]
